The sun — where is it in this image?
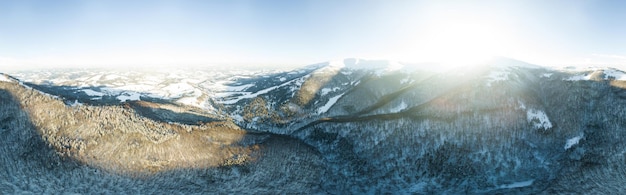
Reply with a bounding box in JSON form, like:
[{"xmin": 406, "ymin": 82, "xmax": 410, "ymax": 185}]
[
  {"xmin": 424, "ymin": 22, "xmax": 504, "ymax": 63},
  {"xmin": 399, "ymin": 13, "xmax": 517, "ymax": 68}
]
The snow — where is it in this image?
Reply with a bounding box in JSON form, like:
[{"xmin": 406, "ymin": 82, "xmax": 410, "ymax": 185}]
[
  {"xmin": 390, "ymin": 101, "xmax": 408, "ymax": 112},
  {"xmin": 400, "ymin": 77, "xmax": 414, "ymax": 85},
  {"xmin": 527, "ymin": 109, "xmax": 552, "ymax": 129},
  {"xmin": 320, "ymin": 87, "xmax": 339, "ymax": 96},
  {"xmin": 542, "ymin": 73, "xmax": 553, "ymax": 78},
  {"xmin": 328, "ymin": 58, "xmax": 406, "ymax": 76},
  {"xmin": 603, "ymin": 69, "xmax": 626, "ymax": 80},
  {"xmin": 69, "ymin": 99, "xmax": 83, "ymax": 107},
  {"xmin": 0, "ymin": 74, "xmax": 14, "ymax": 82},
  {"xmin": 162, "ymin": 83, "xmax": 195, "ymax": 92},
  {"xmin": 564, "ymin": 135, "xmax": 583, "ymax": 150},
  {"xmin": 219, "ymin": 86, "xmax": 279, "ymax": 104},
  {"xmin": 176, "ymin": 97, "xmax": 200, "ymax": 106},
  {"xmin": 225, "ymin": 83, "xmax": 255, "ymax": 92},
  {"xmin": 231, "ymin": 114, "xmax": 244, "ymax": 122},
  {"xmin": 114, "ymin": 84, "xmax": 157, "ymax": 93},
  {"xmin": 320, "ymin": 88, "xmax": 332, "ymax": 96},
  {"xmin": 289, "ymin": 75, "xmax": 308, "ymax": 92},
  {"xmin": 517, "ymin": 100, "xmax": 526, "ymax": 110},
  {"xmin": 565, "ymin": 74, "xmax": 592, "ymax": 81},
  {"xmin": 116, "ymin": 92, "xmax": 141, "ymax": 102},
  {"xmin": 317, "ymin": 93, "xmax": 345, "ymax": 114},
  {"xmin": 486, "ymin": 71, "xmax": 509, "ymax": 87},
  {"xmin": 217, "ymin": 74, "xmax": 308, "ymax": 104},
  {"xmin": 499, "ymin": 180, "xmax": 534, "ymax": 189},
  {"xmin": 104, "ymin": 74, "xmax": 124, "ymax": 80},
  {"xmin": 565, "ymin": 68, "xmax": 626, "ymax": 81},
  {"xmin": 81, "ymin": 89, "xmax": 105, "ymax": 96},
  {"xmin": 9, "ymin": 69, "xmax": 226, "ymax": 108}
]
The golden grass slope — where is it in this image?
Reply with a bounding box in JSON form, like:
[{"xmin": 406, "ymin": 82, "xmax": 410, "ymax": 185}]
[{"xmin": 0, "ymin": 80, "xmax": 258, "ymax": 175}]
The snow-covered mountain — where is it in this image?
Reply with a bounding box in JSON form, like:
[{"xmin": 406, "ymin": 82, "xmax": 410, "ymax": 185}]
[{"xmin": 3, "ymin": 58, "xmax": 626, "ymax": 193}]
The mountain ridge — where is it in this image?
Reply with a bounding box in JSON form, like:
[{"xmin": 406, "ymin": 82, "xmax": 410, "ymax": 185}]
[{"xmin": 4, "ymin": 58, "xmax": 626, "ymax": 193}]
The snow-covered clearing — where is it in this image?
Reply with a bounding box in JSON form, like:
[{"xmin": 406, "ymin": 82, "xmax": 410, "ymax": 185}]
[
  {"xmin": 564, "ymin": 135, "xmax": 583, "ymax": 150},
  {"xmin": 317, "ymin": 93, "xmax": 345, "ymax": 114},
  {"xmin": 527, "ymin": 109, "xmax": 552, "ymax": 129}
]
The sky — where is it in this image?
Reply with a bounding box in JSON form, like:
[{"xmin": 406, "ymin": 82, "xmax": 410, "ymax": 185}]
[{"xmin": 1, "ymin": 0, "xmax": 626, "ymax": 69}]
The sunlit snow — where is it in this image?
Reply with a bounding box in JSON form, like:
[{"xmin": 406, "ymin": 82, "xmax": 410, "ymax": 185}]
[
  {"xmin": 0, "ymin": 74, "xmax": 14, "ymax": 82},
  {"xmin": 317, "ymin": 93, "xmax": 345, "ymax": 114}
]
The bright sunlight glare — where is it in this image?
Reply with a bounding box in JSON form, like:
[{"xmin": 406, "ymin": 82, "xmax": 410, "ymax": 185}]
[{"xmin": 399, "ymin": 11, "xmax": 519, "ymax": 68}]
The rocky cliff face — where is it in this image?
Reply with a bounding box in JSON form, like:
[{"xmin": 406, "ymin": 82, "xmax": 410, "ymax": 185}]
[{"xmin": 3, "ymin": 58, "xmax": 626, "ymax": 193}]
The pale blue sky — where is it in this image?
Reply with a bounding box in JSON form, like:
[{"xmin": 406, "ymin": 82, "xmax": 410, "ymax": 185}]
[{"xmin": 1, "ymin": 0, "xmax": 626, "ymax": 68}]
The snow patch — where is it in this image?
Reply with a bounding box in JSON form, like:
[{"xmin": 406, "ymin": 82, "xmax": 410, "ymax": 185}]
[
  {"xmin": 499, "ymin": 180, "xmax": 534, "ymax": 189},
  {"xmin": 564, "ymin": 135, "xmax": 583, "ymax": 150},
  {"xmin": 317, "ymin": 93, "xmax": 345, "ymax": 114},
  {"xmin": 218, "ymin": 74, "xmax": 309, "ymax": 104},
  {"xmin": 0, "ymin": 74, "xmax": 14, "ymax": 82},
  {"xmin": 400, "ymin": 77, "xmax": 414, "ymax": 85},
  {"xmin": 328, "ymin": 60, "xmax": 346, "ymax": 68},
  {"xmin": 81, "ymin": 89, "xmax": 105, "ymax": 96},
  {"xmin": 390, "ymin": 101, "xmax": 408, "ymax": 112},
  {"xmin": 319, "ymin": 87, "xmax": 339, "ymax": 96},
  {"xmin": 220, "ymin": 85, "xmax": 278, "ymax": 104},
  {"xmin": 116, "ymin": 92, "xmax": 141, "ymax": 102},
  {"xmin": 176, "ymin": 96, "xmax": 203, "ymax": 108},
  {"xmin": 69, "ymin": 99, "xmax": 83, "ymax": 107},
  {"xmin": 527, "ymin": 109, "xmax": 552, "ymax": 129},
  {"xmin": 231, "ymin": 114, "xmax": 244, "ymax": 122},
  {"xmin": 541, "ymin": 73, "xmax": 553, "ymax": 78},
  {"xmin": 565, "ymin": 74, "xmax": 592, "ymax": 81},
  {"xmin": 603, "ymin": 69, "xmax": 626, "ymax": 80},
  {"xmin": 225, "ymin": 83, "xmax": 255, "ymax": 92},
  {"xmin": 486, "ymin": 71, "xmax": 509, "ymax": 87},
  {"xmin": 517, "ymin": 100, "xmax": 526, "ymax": 110}
]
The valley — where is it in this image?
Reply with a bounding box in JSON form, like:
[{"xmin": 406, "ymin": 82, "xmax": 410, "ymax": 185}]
[{"xmin": 3, "ymin": 58, "xmax": 626, "ymax": 193}]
